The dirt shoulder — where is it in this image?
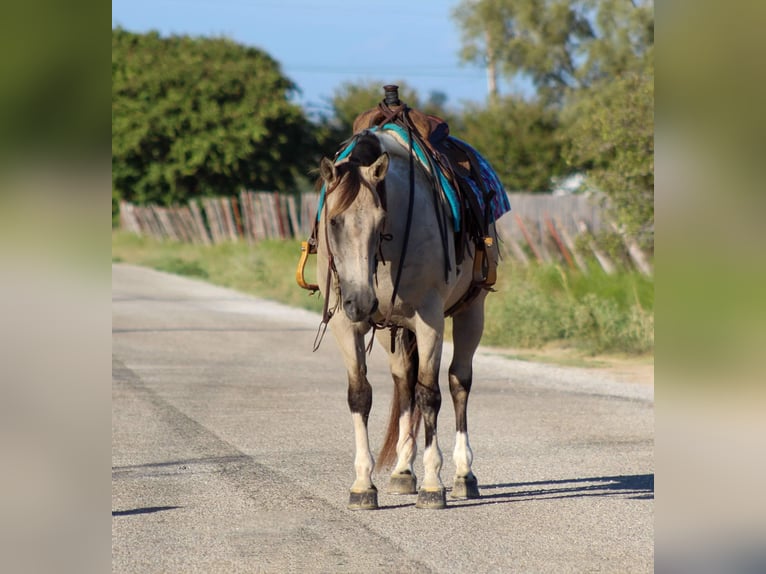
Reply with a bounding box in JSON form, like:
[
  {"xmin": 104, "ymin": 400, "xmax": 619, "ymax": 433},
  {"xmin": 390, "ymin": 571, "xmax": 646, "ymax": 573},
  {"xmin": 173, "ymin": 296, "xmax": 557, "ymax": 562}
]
[{"xmin": 479, "ymin": 343, "xmax": 654, "ymax": 387}]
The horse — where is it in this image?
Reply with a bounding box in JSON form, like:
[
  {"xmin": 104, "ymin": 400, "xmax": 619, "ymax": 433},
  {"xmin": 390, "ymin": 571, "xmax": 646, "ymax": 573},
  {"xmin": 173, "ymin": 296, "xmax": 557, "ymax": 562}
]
[{"xmin": 314, "ymin": 127, "xmax": 501, "ymax": 510}]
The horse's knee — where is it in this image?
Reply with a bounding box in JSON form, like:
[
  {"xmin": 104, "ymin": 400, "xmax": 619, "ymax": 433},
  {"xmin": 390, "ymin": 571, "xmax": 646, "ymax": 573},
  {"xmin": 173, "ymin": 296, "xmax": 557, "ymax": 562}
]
[
  {"xmin": 347, "ymin": 377, "xmax": 372, "ymax": 418},
  {"xmin": 415, "ymin": 381, "xmax": 441, "ymax": 444},
  {"xmin": 415, "ymin": 381, "xmax": 441, "ymax": 413},
  {"xmin": 449, "ymin": 367, "xmax": 472, "ymax": 396},
  {"xmin": 449, "ymin": 369, "xmax": 472, "ymax": 433}
]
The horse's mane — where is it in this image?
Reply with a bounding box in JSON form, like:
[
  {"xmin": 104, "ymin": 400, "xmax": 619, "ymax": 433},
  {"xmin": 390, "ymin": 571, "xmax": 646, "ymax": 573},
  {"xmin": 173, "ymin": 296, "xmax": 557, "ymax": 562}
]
[{"xmin": 318, "ymin": 131, "xmax": 386, "ymax": 217}]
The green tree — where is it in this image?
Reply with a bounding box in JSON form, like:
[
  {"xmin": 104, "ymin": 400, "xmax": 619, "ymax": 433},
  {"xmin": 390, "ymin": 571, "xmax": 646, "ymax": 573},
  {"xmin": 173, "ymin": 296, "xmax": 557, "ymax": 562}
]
[
  {"xmin": 564, "ymin": 69, "xmax": 654, "ymax": 243},
  {"xmin": 453, "ymin": 0, "xmax": 654, "ymax": 241},
  {"xmin": 453, "ymin": 0, "xmax": 595, "ymax": 105},
  {"xmin": 112, "ymin": 28, "xmax": 314, "ymax": 210},
  {"xmin": 457, "ymin": 97, "xmax": 569, "ymax": 191},
  {"xmin": 452, "ymin": 0, "xmax": 652, "ymax": 105}
]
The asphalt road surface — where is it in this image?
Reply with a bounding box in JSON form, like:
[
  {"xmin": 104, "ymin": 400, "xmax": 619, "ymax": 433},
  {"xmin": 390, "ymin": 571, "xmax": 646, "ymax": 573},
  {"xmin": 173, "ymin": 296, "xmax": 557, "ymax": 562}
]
[{"xmin": 112, "ymin": 263, "xmax": 653, "ymax": 573}]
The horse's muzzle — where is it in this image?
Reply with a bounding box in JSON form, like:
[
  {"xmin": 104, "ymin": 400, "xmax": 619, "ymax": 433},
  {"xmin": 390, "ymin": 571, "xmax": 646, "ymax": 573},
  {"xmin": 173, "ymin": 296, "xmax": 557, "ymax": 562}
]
[{"xmin": 343, "ymin": 295, "xmax": 379, "ymax": 323}]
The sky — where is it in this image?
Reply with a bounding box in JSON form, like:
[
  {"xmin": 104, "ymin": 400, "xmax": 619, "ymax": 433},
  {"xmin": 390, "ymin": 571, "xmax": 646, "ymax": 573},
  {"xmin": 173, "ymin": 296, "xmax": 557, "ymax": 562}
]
[{"xmin": 111, "ymin": 0, "xmax": 516, "ymax": 115}]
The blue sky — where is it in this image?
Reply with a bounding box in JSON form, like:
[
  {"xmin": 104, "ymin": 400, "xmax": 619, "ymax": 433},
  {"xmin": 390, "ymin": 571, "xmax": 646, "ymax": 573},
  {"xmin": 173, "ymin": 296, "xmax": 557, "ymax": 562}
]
[{"xmin": 112, "ymin": 0, "xmax": 516, "ymax": 114}]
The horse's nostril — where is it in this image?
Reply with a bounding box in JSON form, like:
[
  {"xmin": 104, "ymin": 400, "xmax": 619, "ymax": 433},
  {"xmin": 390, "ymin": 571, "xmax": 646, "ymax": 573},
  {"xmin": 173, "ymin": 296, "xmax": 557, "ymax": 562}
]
[{"xmin": 370, "ymin": 298, "xmax": 379, "ymax": 314}]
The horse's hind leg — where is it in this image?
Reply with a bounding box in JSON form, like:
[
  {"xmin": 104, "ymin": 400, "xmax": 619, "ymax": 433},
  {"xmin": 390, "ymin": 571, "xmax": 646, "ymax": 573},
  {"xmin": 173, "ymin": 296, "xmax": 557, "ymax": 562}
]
[
  {"xmin": 448, "ymin": 294, "xmax": 486, "ymax": 499},
  {"xmin": 331, "ymin": 318, "xmax": 378, "ymax": 510},
  {"xmin": 377, "ymin": 328, "xmax": 419, "ymax": 495}
]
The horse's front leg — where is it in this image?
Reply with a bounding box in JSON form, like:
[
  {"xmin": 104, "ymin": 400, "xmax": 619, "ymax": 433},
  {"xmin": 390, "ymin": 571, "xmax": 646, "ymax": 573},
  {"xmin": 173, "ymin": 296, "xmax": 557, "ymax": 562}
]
[
  {"xmin": 331, "ymin": 316, "xmax": 378, "ymax": 510},
  {"xmin": 413, "ymin": 302, "xmax": 447, "ymax": 509}
]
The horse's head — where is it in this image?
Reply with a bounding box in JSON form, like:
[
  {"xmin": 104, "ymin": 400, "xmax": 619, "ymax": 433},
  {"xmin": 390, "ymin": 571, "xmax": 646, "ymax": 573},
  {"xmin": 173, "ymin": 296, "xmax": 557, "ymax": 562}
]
[{"xmin": 319, "ymin": 144, "xmax": 389, "ymax": 323}]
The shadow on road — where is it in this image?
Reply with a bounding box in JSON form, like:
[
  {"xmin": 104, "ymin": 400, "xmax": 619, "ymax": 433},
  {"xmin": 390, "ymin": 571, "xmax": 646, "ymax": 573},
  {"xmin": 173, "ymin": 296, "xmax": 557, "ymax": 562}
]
[
  {"xmin": 112, "ymin": 506, "xmax": 182, "ymax": 517},
  {"xmin": 372, "ymin": 474, "xmax": 653, "ymax": 510},
  {"xmin": 447, "ymin": 473, "xmax": 654, "ymax": 508}
]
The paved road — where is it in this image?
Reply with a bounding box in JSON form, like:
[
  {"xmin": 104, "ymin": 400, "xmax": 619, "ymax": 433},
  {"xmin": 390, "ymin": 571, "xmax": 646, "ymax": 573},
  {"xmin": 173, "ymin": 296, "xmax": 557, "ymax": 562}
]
[{"xmin": 112, "ymin": 263, "xmax": 653, "ymax": 573}]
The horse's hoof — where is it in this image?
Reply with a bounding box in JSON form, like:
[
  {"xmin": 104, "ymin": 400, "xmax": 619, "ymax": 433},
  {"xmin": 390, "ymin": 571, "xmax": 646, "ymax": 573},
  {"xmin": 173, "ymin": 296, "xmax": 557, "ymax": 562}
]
[
  {"xmin": 387, "ymin": 472, "xmax": 417, "ymax": 495},
  {"xmin": 450, "ymin": 474, "xmax": 480, "ymax": 499},
  {"xmin": 348, "ymin": 486, "xmax": 378, "ymax": 510},
  {"xmin": 416, "ymin": 488, "xmax": 447, "ymax": 509}
]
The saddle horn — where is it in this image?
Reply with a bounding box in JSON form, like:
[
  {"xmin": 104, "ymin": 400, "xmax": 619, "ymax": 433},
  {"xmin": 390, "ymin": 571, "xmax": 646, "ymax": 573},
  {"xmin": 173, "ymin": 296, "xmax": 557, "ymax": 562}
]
[{"xmin": 383, "ymin": 84, "xmax": 401, "ymax": 106}]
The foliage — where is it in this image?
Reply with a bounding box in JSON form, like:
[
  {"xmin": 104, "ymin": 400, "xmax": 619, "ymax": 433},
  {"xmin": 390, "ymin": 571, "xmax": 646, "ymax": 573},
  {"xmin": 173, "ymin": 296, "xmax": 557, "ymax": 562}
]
[
  {"xmin": 452, "ymin": 0, "xmax": 654, "ymax": 241},
  {"xmin": 482, "ymin": 262, "xmax": 653, "ymax": 354},
  {"xmin": 457, "ymin": 97, "xmax": 569, "ymax": 191},
  {"xmin": 452, "ymin": 0, "xmax": 653, "ymax": 105},
  {"xmin": 112, "ymin": 28, "xmax": 314, "ymax": 210},
  {"xmin": 564, "ymin": 69, "xmax": 654, "ymax": 241}
]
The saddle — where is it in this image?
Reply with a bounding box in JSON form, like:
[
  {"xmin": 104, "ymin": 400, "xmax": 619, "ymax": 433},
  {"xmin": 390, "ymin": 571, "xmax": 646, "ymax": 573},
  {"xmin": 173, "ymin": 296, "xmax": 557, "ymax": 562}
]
[
  {"xmin": 296, "ymin": 86, "xmax": 498, "ymax": 319},
  {"xmin": 352, "ymin": 86, "xmax": 497, "ymax": 293}
]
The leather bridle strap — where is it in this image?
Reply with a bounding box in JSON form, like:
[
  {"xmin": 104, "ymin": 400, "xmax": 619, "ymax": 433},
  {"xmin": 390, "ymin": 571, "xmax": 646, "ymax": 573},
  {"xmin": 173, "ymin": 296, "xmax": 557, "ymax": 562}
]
[{"xmin": 313, "ymin": 195, "xmax": 338, "ymax": 352}]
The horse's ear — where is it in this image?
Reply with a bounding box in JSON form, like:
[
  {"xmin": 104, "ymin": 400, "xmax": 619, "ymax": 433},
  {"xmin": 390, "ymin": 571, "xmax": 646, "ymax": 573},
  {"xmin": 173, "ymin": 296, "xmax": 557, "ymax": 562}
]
[
  {"xmin": 368, "ymin": 152, "xmax": 389, "ymax": 185},
  {"xmin": 319, "ymin": 157, "xmax": 338, "ymax": 184}
]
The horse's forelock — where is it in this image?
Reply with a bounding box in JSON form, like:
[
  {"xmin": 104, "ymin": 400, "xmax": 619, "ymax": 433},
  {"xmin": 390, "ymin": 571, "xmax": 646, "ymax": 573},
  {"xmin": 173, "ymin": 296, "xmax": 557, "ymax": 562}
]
[
  {"xmin": 348, "ymin": 131, "xmax": 382, "ymax": 167},
  {"xmin": 327, "ymin": 163, "xmax": 363, "ymax": 218},
  {"xmin": 326, "ymin": 132, "xmax": 386, "ymax": 217}
]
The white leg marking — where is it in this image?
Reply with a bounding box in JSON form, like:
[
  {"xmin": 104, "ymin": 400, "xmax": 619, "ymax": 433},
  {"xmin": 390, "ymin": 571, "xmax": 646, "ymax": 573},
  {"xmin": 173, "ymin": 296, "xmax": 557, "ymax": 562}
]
[
  {"xmin": 453, "ymin": 431, "xmax": 474, "ymax": 478},
  {"xmin": 351, "ymin": 413, "xmax": 374, "ymax": 492},
  {"xmin": 393, "ymin": 411, "xmax": 416, "ymax": 474},
  {"xmin": 421, "ymin": 434, "xmax": 444, "ymax": 490}
]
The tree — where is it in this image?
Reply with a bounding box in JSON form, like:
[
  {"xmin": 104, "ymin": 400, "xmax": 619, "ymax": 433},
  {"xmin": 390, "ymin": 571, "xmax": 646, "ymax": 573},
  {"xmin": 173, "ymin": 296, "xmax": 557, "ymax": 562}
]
[
  {"xmin": 457, "ymin": 97, "xmax": 569, "ymax": 191},
  {"xmin": 453, "ymin": 0, "xmax": 654, "ymax": 244},
  {"xmin": 452, "ymin": 0, "xmax": 594, "ymax": 105},
  {"xmin": 112, "ymin": 28, "xmax": 314, "ymax": 209},
  {"xmin": 452, "ymin": 0, "xmax": 653, "ymax": 105},
  {"xmin": 564, "ymin": 68, "xmax": 654, "ymax": 244}
]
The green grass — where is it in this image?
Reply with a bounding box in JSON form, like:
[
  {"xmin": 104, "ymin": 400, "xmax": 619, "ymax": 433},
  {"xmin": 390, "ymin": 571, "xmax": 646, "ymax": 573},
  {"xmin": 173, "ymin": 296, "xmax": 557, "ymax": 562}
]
[
  {"xmin": 112, "ymin": 232, "xmax": 653, "ymax": 356},
  {"xmin": 112, "ymin": 231, "xmax": 324, "ymax": 314},
  {"xmin": 483, "ymin": 262, "xmax": 654, "ymax": 355}
]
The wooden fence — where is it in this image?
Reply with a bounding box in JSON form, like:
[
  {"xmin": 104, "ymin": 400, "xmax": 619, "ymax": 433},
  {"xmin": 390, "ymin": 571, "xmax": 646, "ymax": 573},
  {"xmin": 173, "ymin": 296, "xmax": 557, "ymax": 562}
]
[
  {"xmin": 119, "ymin": 191, "xmax": 652, "ymax": 275},
  {"xmin": 119, "ymin": 191, "xmax": 319, "ymax": 245}
]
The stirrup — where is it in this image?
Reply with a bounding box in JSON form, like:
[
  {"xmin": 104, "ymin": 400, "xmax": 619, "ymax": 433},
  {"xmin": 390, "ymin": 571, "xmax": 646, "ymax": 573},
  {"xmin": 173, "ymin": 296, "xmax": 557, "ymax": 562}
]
[
  {"xmin": 472, "ymin": 236, "xmax": 497, "ymax": 288},
  {"xmin": 296, "ymin": 240, "xmax": 319, "ymax": 291}
]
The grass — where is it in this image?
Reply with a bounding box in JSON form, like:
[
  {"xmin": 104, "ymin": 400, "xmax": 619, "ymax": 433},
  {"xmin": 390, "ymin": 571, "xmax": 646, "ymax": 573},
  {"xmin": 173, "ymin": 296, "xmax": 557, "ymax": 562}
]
[
  {"xmin": 112, "ymin": 231, "xmax": 653, "ymax": 357},
  {"xmin": 112, "ymin": 231, "xmax": 324, "ymax": 314},
  {"xmin": 483, "ymin": 261, "xmax": 654, "ymax": 355}
]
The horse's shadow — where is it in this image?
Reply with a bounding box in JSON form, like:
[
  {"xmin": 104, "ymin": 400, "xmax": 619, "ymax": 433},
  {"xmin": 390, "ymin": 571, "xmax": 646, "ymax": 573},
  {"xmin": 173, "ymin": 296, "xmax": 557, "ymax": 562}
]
[{"xmin": 379, "ymin": 473, "xmax": 653, "ymax": 510}]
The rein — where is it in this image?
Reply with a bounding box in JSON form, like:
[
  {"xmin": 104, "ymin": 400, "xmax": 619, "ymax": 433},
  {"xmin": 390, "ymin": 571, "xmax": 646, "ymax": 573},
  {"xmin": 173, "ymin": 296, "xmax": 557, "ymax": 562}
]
[
  {"xmin": 366, "ymin": 121, "xmax": 416, "ymax": 353},
  {"xmin": 312, "ymin": 187, "xmax": 339, "ymax": 352}
]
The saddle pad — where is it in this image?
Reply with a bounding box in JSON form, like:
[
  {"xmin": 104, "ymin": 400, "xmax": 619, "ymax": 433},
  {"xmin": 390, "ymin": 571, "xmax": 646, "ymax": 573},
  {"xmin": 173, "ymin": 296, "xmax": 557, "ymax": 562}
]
[
  {"xmin": 448, "ymin": 137, "xmax": 512, "ymax": 222},
  {"xmin": 317, "ymin": 125, "xmax": 511, "ymax": 231}
]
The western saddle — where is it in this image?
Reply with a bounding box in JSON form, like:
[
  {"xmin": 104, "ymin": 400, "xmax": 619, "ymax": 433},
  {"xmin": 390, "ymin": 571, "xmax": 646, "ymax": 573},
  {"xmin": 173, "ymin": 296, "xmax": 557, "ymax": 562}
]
[{"xmin": 298, "ymin": 85, "xmax": 498, "ymax": 316}]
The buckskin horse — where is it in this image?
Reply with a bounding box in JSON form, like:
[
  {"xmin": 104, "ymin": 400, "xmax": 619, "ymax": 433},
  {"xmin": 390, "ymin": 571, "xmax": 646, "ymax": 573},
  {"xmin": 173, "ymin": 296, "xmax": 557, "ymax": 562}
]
[{"xmin": 298, "ymin": 87, "xmax": 510, "ymax": 509}]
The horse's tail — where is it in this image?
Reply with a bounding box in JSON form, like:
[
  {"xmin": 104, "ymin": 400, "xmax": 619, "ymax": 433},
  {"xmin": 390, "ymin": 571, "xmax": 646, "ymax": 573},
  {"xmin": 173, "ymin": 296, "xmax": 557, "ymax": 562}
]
[{"xmin": 378, "ymin": 330, "xmax": 421, "ymax": 469}]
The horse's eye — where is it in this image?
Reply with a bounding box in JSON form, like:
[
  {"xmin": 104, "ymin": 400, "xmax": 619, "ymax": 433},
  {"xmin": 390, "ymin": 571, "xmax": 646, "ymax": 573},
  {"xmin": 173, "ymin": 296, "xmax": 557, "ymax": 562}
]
[{"xmin": 330, "ymin": 217, "xmax": 338, "ymax": 227}]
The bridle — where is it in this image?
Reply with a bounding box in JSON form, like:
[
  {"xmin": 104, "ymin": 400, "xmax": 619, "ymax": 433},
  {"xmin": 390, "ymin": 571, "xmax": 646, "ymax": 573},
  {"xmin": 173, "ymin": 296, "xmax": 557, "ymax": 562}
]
[{"xmin": 313, "ymin": 130, "xmax": 417, "ymax": 354}]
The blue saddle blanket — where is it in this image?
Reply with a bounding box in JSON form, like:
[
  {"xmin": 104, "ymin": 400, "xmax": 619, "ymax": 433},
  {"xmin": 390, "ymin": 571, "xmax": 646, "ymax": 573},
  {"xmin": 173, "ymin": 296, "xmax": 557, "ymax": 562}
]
[{"xmin": 318, "ymin": 124, "xmax": 511, "ymax": 231}]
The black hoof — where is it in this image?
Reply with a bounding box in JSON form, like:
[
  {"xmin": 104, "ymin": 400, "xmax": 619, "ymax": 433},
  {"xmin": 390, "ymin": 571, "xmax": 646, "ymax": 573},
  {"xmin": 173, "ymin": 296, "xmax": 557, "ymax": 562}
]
[
  {"xmin": 416, "ymin": 488, "xmax": 447, "ymax": 509},
  {"xmin": 450, "ymin": 474, "xmax": 480, "ymax": 499},
  {"xmin": 348, "ymin": 486, "xmax": 378, "ymax": 510},
  {"xmin": 387, "ymin": 471, "xmax": 417, "ymax": 495}
]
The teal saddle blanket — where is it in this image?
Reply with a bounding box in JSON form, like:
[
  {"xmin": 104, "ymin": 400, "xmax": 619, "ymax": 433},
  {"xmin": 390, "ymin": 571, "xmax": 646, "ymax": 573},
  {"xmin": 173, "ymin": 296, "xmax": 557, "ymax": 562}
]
[{"xmin": 318, "ymin": 124, "xmax": 511, "ymax": 231}]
